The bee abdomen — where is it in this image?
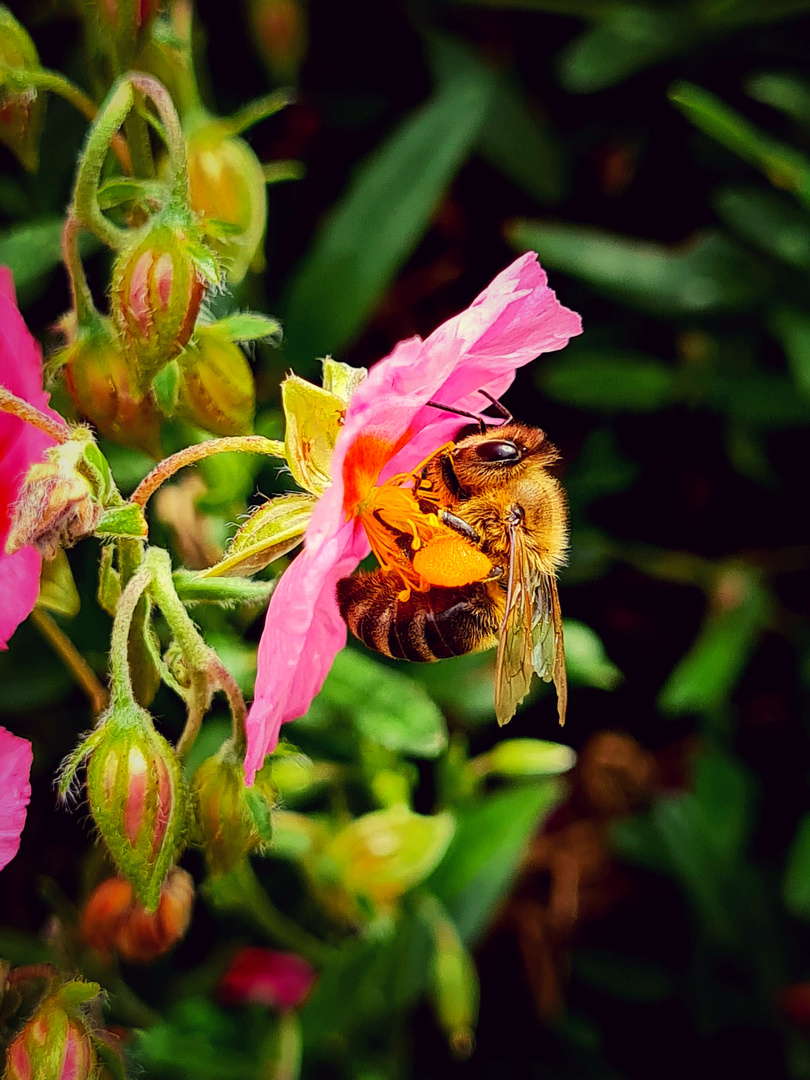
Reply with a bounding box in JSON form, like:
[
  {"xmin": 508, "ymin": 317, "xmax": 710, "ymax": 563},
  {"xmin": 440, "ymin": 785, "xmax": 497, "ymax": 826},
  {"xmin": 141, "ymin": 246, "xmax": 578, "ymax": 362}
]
[{"xmin": 337, "ymin": 570, "xmax": 502, "ymax": 662}]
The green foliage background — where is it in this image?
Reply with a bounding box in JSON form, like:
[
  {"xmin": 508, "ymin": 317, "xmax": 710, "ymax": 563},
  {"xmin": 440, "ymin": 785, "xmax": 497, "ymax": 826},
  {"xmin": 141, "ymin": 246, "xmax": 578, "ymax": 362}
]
[{"xmin": 2, "ymin": 0, "xmax": 810, "ymax": 1077}]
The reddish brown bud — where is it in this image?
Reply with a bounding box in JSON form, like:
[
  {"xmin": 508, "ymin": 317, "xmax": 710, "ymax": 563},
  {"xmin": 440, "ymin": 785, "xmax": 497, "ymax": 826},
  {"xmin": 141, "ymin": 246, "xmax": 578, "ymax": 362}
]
[
  {"xmin": 6, "ymin": 442, "xmax": 101, "ymax": 559},
  {"xmin": 175, "ymin": 326, "xmax": 255, "ymax": 436},
  {"xmin": 111, "ymin": 224, "xmax": 207, "ymax": 387},
  {"xmin": 187, "ymin": 129, "xmax": 268, "ymax": 283},
  {"xmin": 81, "ymin": 867, "xmax": 194, "ymax": 964},
  {"xmin": 5, "ymin": 989, "xmax": 98, "ymax": 1080},
  {"xmin": 61, "ymin": 318, "xmax": 162, "ymax": 458}
]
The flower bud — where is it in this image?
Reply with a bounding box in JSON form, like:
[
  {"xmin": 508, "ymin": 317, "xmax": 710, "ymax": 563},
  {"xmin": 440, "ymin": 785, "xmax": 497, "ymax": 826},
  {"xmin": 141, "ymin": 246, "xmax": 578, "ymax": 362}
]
[
  {"xmin": 219, "ymin": 948, "xmax": 316, "ymax": 1011},
  {"xmin": 110, "ymin": 224, "xmax": 209, "ymax": 387},
  {"xmin": 192, "ymin": 750, "xmax": 274, "ymax": 878},
  {"xmin": 187, "ymin": 128, "xmax": 268, "ymax": 284},
  {"xmin": 175, "ymin": 325, "xmax": 255, "ymax": 436},
  {"xmin": 61, "ymin": 318, "xmax": 163, "ymax": 458},
  {"xmin": 5, "ymin": 987, "xmax": 98, "ymax": 1080},
  {"xmin": 86, "ymin": 700, "xmax": 188, "ymax": 910},
  {"xmin": 5, "ymin": 440, "xmax": 102, "ymax": 560},
  {"xmin": 81, "ymin": 867, "xmax": 194, "ymax": 963},
  {"xmin": 0, "ymin": 8, "xmax": 45, "ymax": 171},
  {"xmin": 246, "ymin": 0, "xmax": 308, "ymax": 84}
]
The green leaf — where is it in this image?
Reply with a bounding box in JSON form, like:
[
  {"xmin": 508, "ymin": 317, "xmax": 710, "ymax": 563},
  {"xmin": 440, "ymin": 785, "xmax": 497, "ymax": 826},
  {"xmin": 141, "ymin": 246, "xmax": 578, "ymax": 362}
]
[
  {"xmin": 693, "ymin": 750, "xmax": 753, "ymax": 862},
  {"xmin": 508, "ymin": 222, "xmax": 768, "ymax": 315},
  {"xmin": 658, "ymin": 569, "xmax": 769, "ymax": 715},
  {"xmin": 713, "ymin": 184, "xmax": 810, "ymax": 269},
  {"xmin": 427, "ymin": 781, "xmax": 562, "ymax": 943},
  {"xmin": 303, "ymin": 649, "xmax": 448, "ymax": 759},
  {"xmin": 283, "ymin": 51, "xmax": 496, "ymax": 368},
  {"xmin": 559, "ymin": 7, "xmax": 696, "ymax": 94},
  {"xmin": 564, "ymin": 619, "xmax": 623, "ymax": 689},
  {"xmin": 747, "ymin": 71, "xmax": 810, "ymax": 127},
  {"xmin": 36, "ymin": 550, "xmax": 80, "ymax": 618},
  {"xmin": 540, "ymin": 349, "xmax": 677, "ymax": 412},
  {"xmin": 0, "ymin": 217, "xmax": 98, "ymax": 307},
  {"xmin": 172, "ymin": 570, "xmax": 275, "ymax": 607},
  {"xmin": 770, "ymin": 305, "xmax": 810, "ymax": 400},
  {"xmin": 199, "ymin": 493, "xmax": 315, "ymax": 578},
  {"xmin": 210, "ymin": 313, "xmax": 283, "ymax": 344},
  {"xmin": 477, "ymin": 77, "xmax": 564, "ymax": 203},
  {"xmin": 704, "ymin": 370, "xmax": 809, "ymax": 429},
  {"xmin": 669, "ymin": 81, "xmax": 810, "ymax": 208},
  {"xmin": 97, "ymin": 177, "xmax": 166, "ymax": 210},
  {"xmin": 785, "ymin": 814, "xmax": 810, "ymax": 919}
]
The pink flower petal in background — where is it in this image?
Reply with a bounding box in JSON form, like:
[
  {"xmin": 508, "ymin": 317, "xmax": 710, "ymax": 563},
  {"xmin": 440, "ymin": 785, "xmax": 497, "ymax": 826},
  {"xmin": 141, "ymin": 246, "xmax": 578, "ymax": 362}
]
[
  {"xmin": 219, "ymin": 948, "xmax": 317, "ymax": 1011},
  {"xmin": 0, "ymin": 267, "xmax": 66, "ymax": 648},
  {"xmin": 0, "ymin": 725, "xmax": 33, "ymax": 871},
  {"xmin": 245, "ymin": 253, "xmax": 581, "ymax": 783}
]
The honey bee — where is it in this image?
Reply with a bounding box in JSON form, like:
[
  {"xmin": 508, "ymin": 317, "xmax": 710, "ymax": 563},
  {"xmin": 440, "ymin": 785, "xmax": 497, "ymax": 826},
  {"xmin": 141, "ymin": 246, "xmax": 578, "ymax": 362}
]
[{"xmin": 336, "ymin": 410, "xmax": 568, "ymax": 726}]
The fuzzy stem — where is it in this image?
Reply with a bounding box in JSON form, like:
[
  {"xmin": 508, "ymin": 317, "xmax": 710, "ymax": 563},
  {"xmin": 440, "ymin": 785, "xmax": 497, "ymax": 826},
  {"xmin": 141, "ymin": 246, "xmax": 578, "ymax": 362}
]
[
  {"xmin": 61, "ymin": 215, "xmax": 97, "ymax": 325},
  {"xmin": 129, "ymin": 74, "xmax": 189, "ymax": 204},
  {"xmin": 30, "ymin": 609, "xmax": 109, "ymax": 716},
  {"xmin": 124, "ymin": 104, "xmax": 155, "ymax": 179},
  {"xmin": 72, "ymin": 78, "xmax": 134, "ymax": 250},
  {"xmin": 0, "ymin": 386, "xmax": 69, "ymax": 442},
  {"xmin": 130, "ymin": 436, "xmax": 286, "ymax": 509},
  {"xmin": 0, "ymin": 66, "xmax": 132, "ymax": 171},
  {"xmin": 109, "ymin": 561, "xmax": 154, "ymax": 708},
  {"xmin": 224, "ymin": 89, "xmax": 295, "ymax": 138}
]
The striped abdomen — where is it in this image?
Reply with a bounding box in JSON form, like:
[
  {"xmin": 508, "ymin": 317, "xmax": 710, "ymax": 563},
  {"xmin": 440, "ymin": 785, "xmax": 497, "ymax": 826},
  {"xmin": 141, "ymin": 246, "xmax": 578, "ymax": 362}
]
[{"xmin": 336, "ymin": 568, "xmax": 503, "ymax": 662}]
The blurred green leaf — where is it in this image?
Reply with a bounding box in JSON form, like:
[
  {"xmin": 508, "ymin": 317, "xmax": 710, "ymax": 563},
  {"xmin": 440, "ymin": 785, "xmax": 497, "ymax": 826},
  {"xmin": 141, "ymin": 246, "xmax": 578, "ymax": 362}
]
[
  {"xmin": 747, "ymin": 71, "xmax": 810, "ymax": 127},
  {"xmin": 565, "ymin": 430, "xmax": 641, "ymax": 515},
  {"xmin": 478, "ymin": 78, "xmax": 564, "ymax": 203},
  {"xmin": 564, "ymin": 619, "xmax": 623, "ymax": 689},
  {"xmin": 784, "ymin": 814, "xmax": 810, "ymax": 919},
  {"xmin": 669, "ymin": 81, "xmax": 810, "ymax": 208},
  {"xmin": 540, "ymin": 348, "xmax": 677, "ymax": 412},
  {"xmin": 428, "ymin": 781, "xmax": 561, "ymax": 943},
  {"xmin": 0, "ymin": 217, "xmax": 97, "ymax": 307},
  {"xmin": 693, "ymin": 749, "xmax": 753, "ymax": 862},
  {"xmin": 559, "ymin": 7, "xmax": 696, "ymax": 93},
  {"xmin": 574, "ymin": 949, "xmax": 676, "ymax": 1001},
  {"xmin": 508, "ymin": 221, "xmax": 768, "ymax": 315},
  {"xmin": 135, "ymin": 999, "xmax": 262, "ymax": 1079},
  {"xmin": 658, "ymin": 569, "xmax": 769, "ymax": 715},
  {"xmin": 770, "ymin": 305, "xmax": 810, "ymax": 400},
  {"xmin": 0, "ymin": 620, "xmax": 72, "ymax": 711},
  {"xmin": 705, "ymin": 371, "xmax": 809, "ymax": 428},
  {"xmin": 303, "ymin": 649, "xmax": 448, "ymax": 758},
  {"xmin": 713, "ymin": 184, "xmax": 810, "ymax": 269},
  {"xmin": 283, "ymin": 51, "xmax": 496, "ymax": 369}
]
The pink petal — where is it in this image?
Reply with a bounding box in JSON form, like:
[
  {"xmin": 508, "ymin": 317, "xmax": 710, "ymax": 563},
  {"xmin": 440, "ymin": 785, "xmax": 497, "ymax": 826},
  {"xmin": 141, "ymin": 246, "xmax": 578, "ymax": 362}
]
[
  {"xmin": 0, "ymin": 267, "xmax": 66, "ymax": 649},
  {"xmin": 219, "ymin": 948, "xmax": 317, "ymax": 1011},
  {"xmin": 0, "ymin": 726, "xmax": 32, "ymax": 871}
]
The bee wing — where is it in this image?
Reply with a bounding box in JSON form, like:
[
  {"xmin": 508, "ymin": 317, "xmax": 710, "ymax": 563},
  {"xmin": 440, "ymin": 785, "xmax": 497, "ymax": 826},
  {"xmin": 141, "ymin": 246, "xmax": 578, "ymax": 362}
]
[
  {"xmin": 494, "ymin": 522, "xmax": 535, "ymax": 726},
  {"xmin": 532, "ymin": 574, "xmax": 567, "ymax": 726}
]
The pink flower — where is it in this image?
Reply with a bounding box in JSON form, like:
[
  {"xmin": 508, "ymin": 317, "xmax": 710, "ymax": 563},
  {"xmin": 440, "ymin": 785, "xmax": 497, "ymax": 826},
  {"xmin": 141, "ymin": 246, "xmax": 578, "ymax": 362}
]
[
  {"xmin": 0, "ymin": 267, "xmax": 65, "ymax": 648},
  {"xmin": 219, "ymin": 948, "xmax": 316, "ymax": 1011},
  {"xmin": 0, "ymin": 725, "xmax": 33, "ymax": 871},
  {"xmin": 245, "ymin": 253, "xmax": 582, "ymax": 783}
]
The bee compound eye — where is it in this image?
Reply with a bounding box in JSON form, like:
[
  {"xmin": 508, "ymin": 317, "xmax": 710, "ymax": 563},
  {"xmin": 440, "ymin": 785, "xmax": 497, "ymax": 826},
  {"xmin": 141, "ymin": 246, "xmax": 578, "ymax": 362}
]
[{"xmin": 475, "ymin": 439, "xmax": 522, "ymax": 462}]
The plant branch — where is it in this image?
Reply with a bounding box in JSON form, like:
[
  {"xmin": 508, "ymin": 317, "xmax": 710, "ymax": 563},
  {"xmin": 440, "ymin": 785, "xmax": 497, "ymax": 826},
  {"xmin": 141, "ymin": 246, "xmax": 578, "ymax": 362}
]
[{"xmin": 0, "ymin": 386, "xmax": 69, "ymax": 442}]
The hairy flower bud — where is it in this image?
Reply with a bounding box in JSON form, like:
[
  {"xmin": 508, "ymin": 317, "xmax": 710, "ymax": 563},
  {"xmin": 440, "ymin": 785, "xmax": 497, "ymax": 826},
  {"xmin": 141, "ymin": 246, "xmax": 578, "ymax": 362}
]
[
  {"xmin": 187, "ymin": 128, "xmax": 268, "ymax": 284},
  {"xmin": 61, "ymin": 318, "xmax": 163, "ymax": 458},
  {"xmin": 5, "ymin": 987, "xmax": 98, "ymax": 1080},
  {"xmin": 85, "ymin": 700, "xmax": 188, "ymax": 910},
  {"xmin": 5, "ymin": 440, "xmax": 102, "ymax": 559},
  {"xmin": 81, "ymin": 867, "xmax": 194, "ymax": 963},
  {"xmin": 192, "ymin": 750, "xmax": 274, "ymax": 878},
  {"xmin": 175, "ymin": 325, "xmax": 255, "ymax": 436},
  {"xmin": 110, "ymin": 224, "xmax": 209, "ymax": 387},
  {"xmin": 0, "ymin": 8, "xmax": 45, "ymax": 171}
]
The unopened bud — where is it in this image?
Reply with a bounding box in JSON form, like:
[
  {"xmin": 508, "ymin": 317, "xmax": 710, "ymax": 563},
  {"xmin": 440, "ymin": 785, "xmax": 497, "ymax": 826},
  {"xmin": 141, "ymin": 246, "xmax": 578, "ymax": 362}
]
[
  {"xmin": 61, "ymin": 318, "xmax": 163, "ymax": 458},
  {"xmin": 6, "ymin": 440, "xmax": 102, "ymax": 559},
  {"xmin": 81, "ymin": 867, "xmax": 194, "ymax": 963},
  {"xmin": 86, "ymin": 700, "xmax": 188, "ymax": 910},
  {"xmin": 219, "ymin": 948, "xmax": 316, "ymax": 1011},
  {"xmin": 0, "ymin": 9, "xmax": 45, "ymax": 171},
  {"xmin": 246, "ymin": 0, "xmax": 307, "ymax": 84},
  {"xmin": 5, "ymin": 984, "xmax": 99, "ymax": 1080},
  {"xmin": 110, "ymin": 223, "xmax": 210, "ymax": 387},
  {"xmin": 187, "ymin": 128, "xmax": 268, "ymax": 284},
  {"xmin": 175, "ymin": 325, "xmax": 255, "ymax": 436},
  {"xmin": 192, "ymin": 749, "xmax": 274, "ymax": 878}
]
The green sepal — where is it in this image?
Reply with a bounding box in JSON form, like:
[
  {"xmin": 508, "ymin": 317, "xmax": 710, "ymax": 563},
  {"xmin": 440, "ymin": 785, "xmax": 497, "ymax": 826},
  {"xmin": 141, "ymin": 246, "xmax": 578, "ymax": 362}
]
[
  {"xmin": 97, "ymin": 545, "xmax": 121, "ymax": 616},
  {"xmin": 321, "ymin": 357, "xmax": 367, "ymax": 403},
  {"xmin": 209, "ymin": 312, "xmax": 283, "ymax": 344},
  {"xmin": 172, "ymin": 569, "xmax": 275, "ymax": 607},
  {"xmin": 282, "ymin": 374, "xmax": 345, "ymax": 495},
  {"xmin": 37, "ymin": 549, "xmax": 81, "ymax": 618},
  {"xmin": 95, "ymin": 503, "xmax": 149, "ymax": 540},
  {"xmin": 57, "ymin": 979, "xmax": 102, "ymax": 1008},
  {"xmin": 198, "ymin": 492, "xmax": 315, "ymax": 578},
  {"xmin": 152, "ymin": 358, "xmax": 180, "ymax": 415},
  {"xmin": 97, "ymin": 177, "xmax": 167, "ymax": 211}
]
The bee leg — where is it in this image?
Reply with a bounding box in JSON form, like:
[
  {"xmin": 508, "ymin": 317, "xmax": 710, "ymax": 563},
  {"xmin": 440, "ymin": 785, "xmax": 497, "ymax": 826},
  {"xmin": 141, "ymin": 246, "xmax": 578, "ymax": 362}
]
[{"xmin": 439, "ymin": 510, "xmax": 480, "ymax": 544}]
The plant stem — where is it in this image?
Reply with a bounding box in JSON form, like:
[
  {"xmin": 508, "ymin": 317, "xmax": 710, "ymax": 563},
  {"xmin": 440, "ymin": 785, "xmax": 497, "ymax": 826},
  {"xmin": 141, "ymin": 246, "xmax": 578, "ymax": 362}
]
[
  {"xmin": 72, "ymin": 78, "xmax": 134, "ymax": 250},
  {"xmin": 110, "ymin": 561, "xmax": 154, "ymax": 707},
  {"xmin": 61, "ymin": 215, "xmax": 97, "ymax": 325},
  {"xmin": 130, "ymin": 436, "xmax": 285, "ymax": 509},
  {"xmin": 130, "ymin": 74, "xmax": 188, "ymax": 203},
  {"xmin": 225, "ymin": 89, "xmax": 295, "ymax": 137},
  {"xmin": 0, "ymin": 386, "xmax": 69, "ymax": 442},
  {"xmin": 30, "ymin": 609, "xmax": 109, "ymax": 716}
]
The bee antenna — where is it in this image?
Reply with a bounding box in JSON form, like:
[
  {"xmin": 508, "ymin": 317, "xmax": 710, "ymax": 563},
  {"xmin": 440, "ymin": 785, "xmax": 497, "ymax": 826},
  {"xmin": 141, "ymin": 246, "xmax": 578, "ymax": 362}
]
[
  {"xmin": 426, "ymin": 400, "xmax": 487, "ymax": 434},
  {"xmin": 478, "ymin": 390, "xmax": 513, "ymax": 422}
]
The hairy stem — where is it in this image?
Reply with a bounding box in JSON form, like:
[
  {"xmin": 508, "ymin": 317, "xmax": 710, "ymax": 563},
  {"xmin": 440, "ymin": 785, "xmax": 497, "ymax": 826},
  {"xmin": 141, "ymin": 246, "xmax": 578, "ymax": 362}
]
[
  {"xmin": 0, "ymin": 386, "xmax": 69, "ymax": 442},
  {"xmin": 110, "ymin": 561, "xmax": 154, "ymax": 707}
]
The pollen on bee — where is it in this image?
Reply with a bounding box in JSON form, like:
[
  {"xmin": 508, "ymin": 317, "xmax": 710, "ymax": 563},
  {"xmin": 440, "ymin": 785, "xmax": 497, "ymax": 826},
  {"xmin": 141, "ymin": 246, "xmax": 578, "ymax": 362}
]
[{"xmin": 412, "ymin": 533, "xmax": 493, "ymax": 588}]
